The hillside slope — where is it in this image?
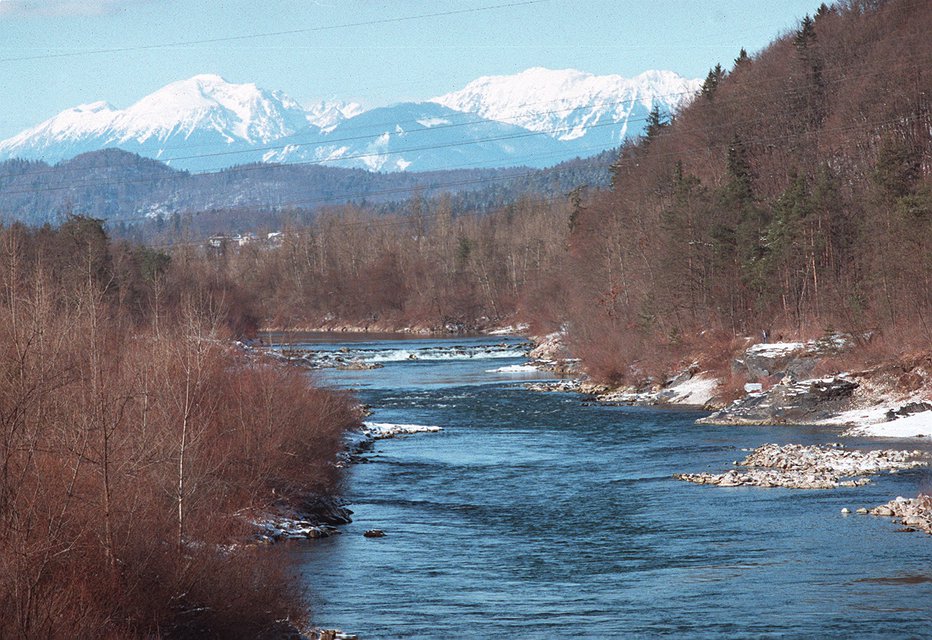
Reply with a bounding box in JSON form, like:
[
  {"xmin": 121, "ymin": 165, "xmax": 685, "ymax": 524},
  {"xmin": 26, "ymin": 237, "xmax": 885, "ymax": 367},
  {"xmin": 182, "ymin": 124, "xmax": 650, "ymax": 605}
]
[
  {"xmin": 0, "ymin": 147, "xmax": 615, "ymax": 228},
  {"xmin": 552, "ymin": 0, "xmax": 931, "ymax": 382}
]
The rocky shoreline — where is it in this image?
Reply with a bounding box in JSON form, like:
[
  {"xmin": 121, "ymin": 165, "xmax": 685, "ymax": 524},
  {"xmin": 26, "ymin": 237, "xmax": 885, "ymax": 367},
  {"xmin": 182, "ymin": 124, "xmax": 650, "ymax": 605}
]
[
  {"xmin": 259, "ymin": 421, "xmax": 445, "ymax": 640},
  {"xmin": 522, "ymin": 331, "xmax": 932, "ymax": 540},
  {"xmin": 254, "ymin": 422, "xmax": 443, "ymax": 544},
  {"xmin": 865, "ymin": 494, "xmax": 932, "ymax": 535},
  {"xmin": 521, "ymin": 331, "xmax": 932, "ymax": 436}
]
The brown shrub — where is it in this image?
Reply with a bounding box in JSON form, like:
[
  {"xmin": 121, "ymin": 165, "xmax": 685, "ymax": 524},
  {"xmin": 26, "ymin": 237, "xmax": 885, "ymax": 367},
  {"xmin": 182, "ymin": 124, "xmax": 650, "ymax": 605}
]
[{"xmin": 0, "ymin": 224, "xmax": 357, "ymax": 639}]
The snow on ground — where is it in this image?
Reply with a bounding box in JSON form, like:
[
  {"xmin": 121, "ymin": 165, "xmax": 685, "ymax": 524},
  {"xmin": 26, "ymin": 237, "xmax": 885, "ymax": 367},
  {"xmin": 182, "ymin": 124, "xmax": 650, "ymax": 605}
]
[
  {"xmin": 485, "ymin": 323, "xmax": 530, "ymax": 335},
  {"xmin": 664, "ymin": 374, "xmax": 719, "ymax": 405},
  {"xmin": 746, "ymin": 341, "xmax": 806, "ymax": 357},
  {"xmin": 817, "ymin": 403, "xmax": 893, "ymax": 427},
  {"xmin": 843, "ymin": 411, "xmax": 932, "ymax": 439},
  {"xmin": 487, "ymin": 363, "xmax": 539, "ymax": 373},
  {"xmin": 362, "ymin": 422, "xmax": 443, "ymax": 439}
]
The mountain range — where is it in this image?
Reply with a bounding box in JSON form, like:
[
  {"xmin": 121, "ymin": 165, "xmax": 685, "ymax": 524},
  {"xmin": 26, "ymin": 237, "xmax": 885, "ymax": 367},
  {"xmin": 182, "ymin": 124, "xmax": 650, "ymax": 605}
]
[{"xmin": 0, "ymin": 68, "xmax": 700, "ymax": 173}]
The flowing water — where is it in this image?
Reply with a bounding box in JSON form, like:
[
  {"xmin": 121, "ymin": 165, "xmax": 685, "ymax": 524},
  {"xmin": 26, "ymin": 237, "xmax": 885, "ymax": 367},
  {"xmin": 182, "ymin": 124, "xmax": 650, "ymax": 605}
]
[{"xmin": 289, "ymin": 336, "xmax": 932, "ymax": 638}]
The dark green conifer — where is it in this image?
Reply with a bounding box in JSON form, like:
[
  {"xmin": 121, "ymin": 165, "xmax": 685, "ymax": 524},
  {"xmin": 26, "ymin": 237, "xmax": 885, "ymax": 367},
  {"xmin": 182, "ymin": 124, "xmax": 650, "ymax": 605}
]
[{"xmin": 700, "ymin": 63, "xmax": 726, "ymax": 99}]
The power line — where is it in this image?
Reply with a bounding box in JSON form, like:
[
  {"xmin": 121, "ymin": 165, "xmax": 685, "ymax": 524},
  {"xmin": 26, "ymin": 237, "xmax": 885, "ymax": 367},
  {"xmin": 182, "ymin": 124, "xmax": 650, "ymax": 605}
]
[
  {"xmin": 2, "ymin": 34, "xmax": 926, "ymax": 186},
  {"xmin": 0, "ymin": 85, "xmax": 700, "ymax": 177},
  {"xmin": 130, "ymin": 109, "xmax": 928, "ymax": 235},
  {"xmin": 0, "ymin": 0, "xmax": 549, "ymax": 63},
  {"xmin": 1, "ymin": 48, "xmax": 927, "ymax": 216},
  {"xmin": 3, "ymin": 40, "xmax": 927, "ymax": 187},
  {"xmin": 0, "ymin": 115, "xmax": 640, "ymax": 198}
]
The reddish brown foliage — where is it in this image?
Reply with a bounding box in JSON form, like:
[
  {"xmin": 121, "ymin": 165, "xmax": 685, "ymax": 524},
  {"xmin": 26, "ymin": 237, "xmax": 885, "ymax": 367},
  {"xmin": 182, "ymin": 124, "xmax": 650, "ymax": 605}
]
[
  {"xmin": 558, "ymin": 0, "xmax": 932, "ymax": 383},
  {"xmin": 0, "ymin": 222, "xmax": 358, "ymax": 639}
]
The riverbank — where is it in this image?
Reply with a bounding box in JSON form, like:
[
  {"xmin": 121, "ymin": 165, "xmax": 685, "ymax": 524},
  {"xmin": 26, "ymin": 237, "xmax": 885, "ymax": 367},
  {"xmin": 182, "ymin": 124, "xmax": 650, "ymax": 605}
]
[
  {"xmin": 291, "ymin": 334, "xmax": 932, "ymax": 636},
  {"xmin": 254, "ymin": 422, "xmax": 444, "ymax": 544},
  {"xmin": 523, "ymin": 330, "xmax": 932, "ymax": 436}
]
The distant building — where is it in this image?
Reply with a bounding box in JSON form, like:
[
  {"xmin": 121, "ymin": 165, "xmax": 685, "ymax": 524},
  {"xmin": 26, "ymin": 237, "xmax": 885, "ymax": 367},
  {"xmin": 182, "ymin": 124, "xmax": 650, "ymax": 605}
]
[
  {"xmin": 206, "ymin": 234, "xmax": 228, "ymax": 249},
  {"xmin": 233, "ymin": 232, "xmax": 256, "ymax": 246},
  {"xmin": 267, "ymin": 231, "xmax": 284, "ymax": 246}
]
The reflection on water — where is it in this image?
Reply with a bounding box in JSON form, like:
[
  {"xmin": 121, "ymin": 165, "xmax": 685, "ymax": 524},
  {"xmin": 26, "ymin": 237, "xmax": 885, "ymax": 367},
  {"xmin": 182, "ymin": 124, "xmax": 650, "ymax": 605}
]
[
  {"xmin": 291, "ymin": 336, "xmax": 932, "ymax": 639},
  {"xmin": 855, "ymin": 575, "xmax": 932, "ymax": 585}
]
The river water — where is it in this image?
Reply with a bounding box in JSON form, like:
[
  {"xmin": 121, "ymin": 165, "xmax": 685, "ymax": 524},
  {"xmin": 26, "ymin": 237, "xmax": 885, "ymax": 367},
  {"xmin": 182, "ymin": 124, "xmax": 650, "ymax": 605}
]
[{"xmin": 289, "ymin": 336, "xmax": 932, "ymax": 638}]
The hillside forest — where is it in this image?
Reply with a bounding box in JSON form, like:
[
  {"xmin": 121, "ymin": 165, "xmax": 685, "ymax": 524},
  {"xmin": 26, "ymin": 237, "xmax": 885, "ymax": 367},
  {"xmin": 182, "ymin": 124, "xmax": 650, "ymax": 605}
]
[{"xmin": 0, "ymin": 1, "xmax": 929, "ymax": 638}]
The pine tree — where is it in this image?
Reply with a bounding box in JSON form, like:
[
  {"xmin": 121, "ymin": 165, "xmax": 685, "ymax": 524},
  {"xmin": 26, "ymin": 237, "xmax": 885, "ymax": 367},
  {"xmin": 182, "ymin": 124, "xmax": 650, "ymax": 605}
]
[
  {"xmin": 794, "ymin": 15, "xmax": 816, "ymax": 51},
  {"xmin": 700, "ymin": 63, "xmax": 726, "ymax": 100},
  {"xmin": 644, "ymin": 106, "xmax": 668, "ymax": 145}
]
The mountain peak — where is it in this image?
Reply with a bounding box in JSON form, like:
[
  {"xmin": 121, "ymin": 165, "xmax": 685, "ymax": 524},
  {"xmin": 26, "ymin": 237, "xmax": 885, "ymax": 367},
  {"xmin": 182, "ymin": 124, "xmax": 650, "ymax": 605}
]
[
  {"xmin": 432, "ymin": 66, "xmax": 701, "ymax": 141},
  {"xmin": 0, "ymin": 66, "xmax": 702, "ymax": 172},
  {"xmin": 73, "ymin": 101, "xmax": 116, "ymax": 113},
  {"xmin": 184, "ymin": 73, "xmax": 230, "ymax": 85}
]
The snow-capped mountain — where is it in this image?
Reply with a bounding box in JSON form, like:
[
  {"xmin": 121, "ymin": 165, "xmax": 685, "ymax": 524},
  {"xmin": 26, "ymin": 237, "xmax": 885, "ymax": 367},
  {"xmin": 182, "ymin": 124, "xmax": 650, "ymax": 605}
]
[
  {"xmin": 433, "ymin": 67, "xmax": 701, "ymax": 155},
  {"xmin": 265, "ymin": 102, "xmax": 567, "ymax": 172},
  {"xmin": 0, "ymin": 68, "xmax": 700, "ymax": 172},
  {"xmin": 0, "ymin": 75, "xmax": 314, "ymax": 170}
]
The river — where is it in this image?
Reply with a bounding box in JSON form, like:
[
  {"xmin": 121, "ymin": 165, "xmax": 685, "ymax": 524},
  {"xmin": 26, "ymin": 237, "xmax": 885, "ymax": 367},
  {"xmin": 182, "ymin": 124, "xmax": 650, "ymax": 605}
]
[{"xmin": 287, "ymin": 335, "xmax": 932, "ymax": 638}]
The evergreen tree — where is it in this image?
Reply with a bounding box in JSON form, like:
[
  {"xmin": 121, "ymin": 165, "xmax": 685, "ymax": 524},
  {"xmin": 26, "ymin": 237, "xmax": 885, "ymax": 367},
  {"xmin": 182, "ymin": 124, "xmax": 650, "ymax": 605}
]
[
  {"xmin": 793, "ymin": 14, "xmax": 825, "ymax": 127},
  {"xmin": 794, "ymin": 15, "xmax": 816, "ymax": 51},
  {"xmin": 643, "ymin": 106, "xmax": 668, "ymax": 145},
  {"xmin": 700, "ymin": 63, "xmax": 726, "ymax": 100},
  {"xmin": 567, "ymin": 185, "xmax": 586, "ymax": 232},
  {"xmin": 716, "ymin": 135, "xmax": 768, "ymax": 299},
  {"xmin": 725, "ymin": 134, "xmax": 753, "ymax": 202}
]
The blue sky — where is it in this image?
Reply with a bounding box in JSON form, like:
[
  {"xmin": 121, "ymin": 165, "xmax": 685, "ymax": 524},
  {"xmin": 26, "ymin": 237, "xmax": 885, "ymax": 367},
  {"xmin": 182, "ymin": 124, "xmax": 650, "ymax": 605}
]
[{"xmin": 0, "ymin": 0, "xmax": 821, "ymax": 138}]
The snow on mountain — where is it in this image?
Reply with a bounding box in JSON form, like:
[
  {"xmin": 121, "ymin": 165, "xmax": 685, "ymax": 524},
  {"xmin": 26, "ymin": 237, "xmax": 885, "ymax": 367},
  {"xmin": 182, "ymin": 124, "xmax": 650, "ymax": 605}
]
[
  {"xmin": 432, "ymin": 67, "xmax": 700, "ymax": 151},
  {"xmin": 305, "ymin": 100, "xmax": 365, "ymax": 132},
  {"xmin": 110, "ymin": 74, "xmax": 311, "ymax": 145},
  {"xmin": 0, "ymin": 68, "xmax": 701, "ymax": 172},
  {"xmin": 265, "ymin": 102, "xmax": 566, "ymax": 172},
  {"xmin": 0, "ymin": 75, "xmax": 314, "ymax": 170}
]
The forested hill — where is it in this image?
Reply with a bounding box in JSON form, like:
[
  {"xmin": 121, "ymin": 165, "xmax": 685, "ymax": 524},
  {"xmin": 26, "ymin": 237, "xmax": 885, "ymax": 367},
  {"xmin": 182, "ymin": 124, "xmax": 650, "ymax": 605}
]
[
  {"xmin": 555, "ymin": 0, "xmax": 932, "ymax": 380},
  {"xmin": 0, "ymin": 146, "xmax": 615, "ymax": 230}
]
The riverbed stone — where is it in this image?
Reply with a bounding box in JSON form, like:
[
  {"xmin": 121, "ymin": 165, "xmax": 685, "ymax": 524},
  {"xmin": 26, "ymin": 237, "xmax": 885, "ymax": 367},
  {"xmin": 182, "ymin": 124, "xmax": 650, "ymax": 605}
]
[
  {"xmin": 698, "ymin": 376, "xmax": 859, "ymax": 425},
  {"xmin": 676, "ymin": 443, "xmax": 927, "ymax": 489},
  {"xmin": 869, "ymin": 494, "xmax": 932, "ymax": 534}
]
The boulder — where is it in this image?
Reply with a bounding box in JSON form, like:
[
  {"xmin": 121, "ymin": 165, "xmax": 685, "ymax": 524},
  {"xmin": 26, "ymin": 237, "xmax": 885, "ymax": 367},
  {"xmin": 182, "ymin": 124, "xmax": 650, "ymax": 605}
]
[{"xmin": 699, "ymin": 376, "xmax": 859, "ymax": 425}]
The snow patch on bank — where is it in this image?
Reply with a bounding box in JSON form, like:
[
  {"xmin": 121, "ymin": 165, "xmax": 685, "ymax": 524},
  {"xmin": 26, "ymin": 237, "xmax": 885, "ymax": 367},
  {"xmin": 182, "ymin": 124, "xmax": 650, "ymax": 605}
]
[
  {"xmin": 362, "ymin": 422, "xmax": 443, "ymax": 439},
  {"xmin": 487, "ymin": 363, "xmax": 539, "ymax": 373},
  {"xmin": 843, "ymin": 411, "xmax": 932, "ymax": 439},
  {"xmin": 746, "ymin": 341, "xmax": 806, "ymax": 357},
  {"xmin": 485, "ymin": 323, "xmax": 530, "ymax": 335},
  {"xmin": 662, "ymin": 373, "xmax": 720, "ymax": 405}
]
